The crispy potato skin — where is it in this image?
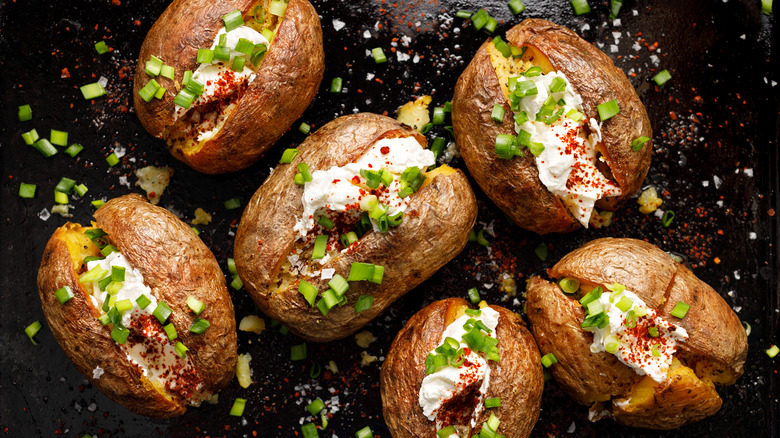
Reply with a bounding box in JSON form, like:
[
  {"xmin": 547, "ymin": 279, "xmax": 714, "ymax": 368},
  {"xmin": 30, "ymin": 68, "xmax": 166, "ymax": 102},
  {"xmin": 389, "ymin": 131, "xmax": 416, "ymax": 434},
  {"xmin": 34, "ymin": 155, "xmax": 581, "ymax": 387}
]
[
  {"xmin": 37, "ymin": 194, "xmax": 237, "ymax": 418},
  {"xmin": 525, "ymin": 238, "xmax": 747, "ymax": 429},
  {"xmin": 133, "ymin": 0, "xmax": 324, "ymax": 174},
  {"xmin": 234, "ymin": 114, "xmax": 478, "ymax": 342},
  {"xmin": 452, "ymin": 19, "xmax": 652, "ymax": 234},
  {"xmin": 380, "ymin": 298, "xmax": 543, "ymax": 437}
]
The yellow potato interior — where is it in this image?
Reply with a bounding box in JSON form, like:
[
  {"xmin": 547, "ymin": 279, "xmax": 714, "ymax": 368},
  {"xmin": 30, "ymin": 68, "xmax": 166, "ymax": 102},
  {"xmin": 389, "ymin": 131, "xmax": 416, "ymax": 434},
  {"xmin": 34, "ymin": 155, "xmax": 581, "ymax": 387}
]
[
  {"xmin": 486, "ymin": 43, "xmax": 532, "ymax": 100},
  {"xmin": 59, "ymin": 223, "xmax": 103, "ymax": 274}
]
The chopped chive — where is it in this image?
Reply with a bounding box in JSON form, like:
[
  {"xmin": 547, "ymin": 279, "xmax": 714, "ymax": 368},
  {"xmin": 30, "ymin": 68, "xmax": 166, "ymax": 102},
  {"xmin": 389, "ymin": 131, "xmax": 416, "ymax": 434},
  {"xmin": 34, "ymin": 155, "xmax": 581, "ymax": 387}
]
[
  {"xmin": 21, "ymin": 128, "xmax": 39, "ymax": 145},
  {"xmin": 541, "ymin": 352, "xmax": 558, "ymax": 367},
  {"xmin": 317, "ymin": 215, "xmax": 335, "ymax": 230},
  {"xmin": 91, "ymin": 199, "xmax": 105, "ymax": 208},
  {"xmin": 570, "ymin": 0, "xmax": 591, "ymax": 15},
  {"xmin": 762, "ymin": 0, "xmax": 773, "ymax": 15},
  {"xmin": 291, "ymin": 343, "xmax": 307, "ymax": 361},
  {"xmin": 54, "ymin": 190, "xmax": 69, "ymax": 205},
  {"xmin": 661, "ymin": 210, "xmax": 675, "ymax": 227},
  {"xmin": 106, "ymin": 152, "xmax": 119, "ymax": 167},
  {"xmin": 508, "ymin": 0, "xmax": 525, "ymax": 14},
  {"xmin": 189, "ymin": 318, "xmax": 211, "ymax": 334},
  {"xmin": 234, "ymin": 38, "xmax": 255, "ymax": 55},
  {"xmin": 299, "ymin": 122, "xmax": 311, "ymax": 134},
  {"xmin": 471, "ymin": 8, "xmax": 490, "ymax": 30},
  {"xmin": 64, "ymin": 143, "xmax": 84, "ymax": 157},
  {"xmin": 354, "ymin": 295, "xmax": 374, "ymax": 313},
  {"xmin": 330, "ymin": 77, "xmax": 343, "ymax": 93},
  {"xmin": 223, "ymin": 9, "xmax": 244, "ymax": 32},
  {"xmin": 55, "ymin": 177, "xmax": 76, "ymax": 194},
  {"xmin": 369, "ymin": 265, "xmax": 384, "ymax": 284},
  {"xmin": 467, "ymin": 287, "xmax": 480, "ymax": 304},
  {"xmin": 455, "ymin": 10, "xmax": 473, "ymax": 19},
  {"xmin": 160, "ymin": 65, "xmax": 174, "ymax": 80},
  {"xmin": 232, "ymin": 56, "xmax": 246, "ymax": 72},
  {"xmin": 33, "ymin": 138, "xmax": 58, "ymax": 157},
  {"xmin": 491, "ymin": 104, "xmax": 505, "ymax": 122},
  {"xmin": 230, "ymin": 275, "xmax": 243, "ymax": 290},
  {"xmin": 18, "ymin": 104, "xmax": 32, "ymax": 122},
  {"xmin": 138, "ymin": 79, "xmax": 160, "ymax": 103},
  {"xmin": 653, "ymin": 69, "xmax": 672, "ymax": 86},
  {"xmin": 196, "ymin": 48, "xmax": 214, "ymax": 64},
  {"xmin": 311, "ymin": 235, "xmax": 328, "ymax": 260},
  {"xmin": 80, "ymin": 82, "xmax": 107, "ymax": 100},
  {"xmin": 95, "ymin": 40, "xmax": 109, "ymax": 55},
  {"xmin": 558, "ymin": 277, "xmax": 580, "ymax": 294},
  {"xmin": 174, "ymin": 341, "xmax": 189, "ymax": 358},
  {"xmin": 226, "ymin": 258, "xmax": 237, "ymax": 275},
  {"xmin": 279, "ymin": 148, "xmax": 299, "ymax": 164},
  {"xmin": 136, "ymin": 294, "xmax": 151, "ymax": 309},
  {"xmin": 18, "ymin": 183, "xmax": 37, "ymax": 199},
  {"xmin": 597, "ymin": 99, "xmax": 620, "ymax": 121},
  {"xmin": 355, "ymin": 426, "xmax": 372, "ymax": 438},
  {"xmin": 186, "ymin": 296, "xmax": 205, "ymax": 315},
  {"xmin": 153, "ymin": 301, "xmax": 173, "ymax": 324},
  {"xmin": 485, "ymin": 397, "xmax": 502, "ymax": 408},
  {"xmin": 145, "ymin": 55, "xmax": 163, "ymax": 77},
  {"xmin": 298, "ymin": 280, "xmax": 318, "ymax": 306},
  {"xmin": 301, "ymin": 423, "xmax": 319, "ymax": 438},
  {"xmin": 484, "ymin": 16, "xmax": 498, "ymax": 33},
  {"xmin": 298, "ymin": 163, "xmax": 313, "ymax": 182},
  {"xmin": 306, "ymin": 398, "xmax": 325, "ymax": 416},
  {"xmin": 163, "ymin": 323, "xmax": 178, "ymax": 340},
  {"xmin": 670, "ymin": 301, "xmax": 690, "ymax": 319},
  {"xmin": 767, "ymin": 344, "xmax": 779, "ymax": 358},
  {"xmin": 224, "ymin": 198, "xmax": 241, "ymax": 210},
  {"xmin": 430, "ymin": 136, "xmax": 446, "ymax": 160},
  {"xmin": 348, "ymin": 262, "xmax": 375, "ymax": 281},
  {"xmin": 111, "ymin": 266, "xmax": 125, "ymax": 282},
  {"xmin": 371, "ymin": 47, "xmax": 387, "ymax": 64},
  {"xmin": 609, "ymin": 0, "xmax": 623, "ymax": 19},
  {"xmin": 173, "ymin": 89, "xmax": 195, "ymax": 108},
  {"xmin": 328, "ymin": 274, "xmax": 349, "ymax": 297},
  {"xmin": 476, "ymin": 229, "xmax": 490, "ymax": 247},
  {"xmin": 432, "ymin": 107, "xmax": 446, "ymax": 125},
  {"xmin": 54, "ymin": 286, "xmax": 75, "ymax": 304},
  {"xmin": 631, "ymin": 136, "xmax": 650, "ymax": 151}
]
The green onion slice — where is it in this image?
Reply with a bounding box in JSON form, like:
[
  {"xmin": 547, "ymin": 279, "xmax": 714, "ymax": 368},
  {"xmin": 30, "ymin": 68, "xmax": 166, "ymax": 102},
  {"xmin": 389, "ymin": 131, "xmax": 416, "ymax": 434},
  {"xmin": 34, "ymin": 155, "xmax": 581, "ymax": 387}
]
[
  {"xmin": 631, "ymin": 136, "xmax": 650, "ymax": 151},
  {"xmin": 661, "ymin": 210, "xmax": 675, "ymax": 227},
  {"xmin": 223, "ymin": 9, "xmax": 244, "ymax": 32},
  {"xmin": 300, "ymin": 423, "xmax": 319, "ymax": 438},
  {"xmin": 229, "ymin": 397, "xmax": 247, "ymax": 416},
  {"xmin": 670, "ymin": 301, "xmax": 690, "ymax": 319},
  {"xmin": 186, "ymin": 296, "xmax": 205, "ymax": 315},
  {"xmin": 18, "ymin": 104, "xmax": 32, "ymax": 122},
  {"xmin": 354, "ymin": 295, "xmax": 374, "ymax": 313},
  {"xmin": 508, "ymin": 0, "xmax": 525, "ymax": 14},
  {"xmin": 189, "ymin": 318, "xmax": 211, "ymax": 334},
  {"xmin": 371, "ymin": 47, "xmax": 387, "ymax": 64},
  {"xmin": 25, "ymin": 321, "xmax": 43, "ymax": 344},
  {"xmin": 541, "ymin": 352, "xmax": 558, "ymax": 368},
  {"xmin": 597, "ymin": 99, "xmax": 620, "ymax": 121},
  {"xmin": 291, "ymin": 343, "xmax": 307, "ymax": 361},
  {"xmin": 558, "ymin": 277, "xmax": 580, "ymax": 294},
  {"xmin": 570, "ymin": 0, "xmax": 591, "ymax": 15},
  {"xmin": 653, "ymin": 69, "xmax": 672, "ymax": 86},
  {"xmin": 306, "ymin": 398, "xmax": 325, "ymax": 416},
  {"xmin": 152, "ymin": 301, "xmax": 173, "ymax": 324},
  {"xmin": 311, "ymin": 235, "xmax": 328, "ymax": 260}
]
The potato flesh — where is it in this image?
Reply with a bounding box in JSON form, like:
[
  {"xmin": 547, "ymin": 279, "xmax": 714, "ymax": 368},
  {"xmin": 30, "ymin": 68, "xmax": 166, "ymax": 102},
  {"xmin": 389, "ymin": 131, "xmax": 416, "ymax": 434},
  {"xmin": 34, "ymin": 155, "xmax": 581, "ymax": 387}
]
[{"xmin": 164, "ymin": 0, "xmax": 282, "ymax": 153}]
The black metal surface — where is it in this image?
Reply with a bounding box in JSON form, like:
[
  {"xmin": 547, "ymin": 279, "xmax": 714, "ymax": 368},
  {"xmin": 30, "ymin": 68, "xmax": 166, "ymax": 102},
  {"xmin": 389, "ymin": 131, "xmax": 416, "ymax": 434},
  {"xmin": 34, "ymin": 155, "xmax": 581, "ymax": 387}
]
[{"xmin": 0, "ymin": 0, "xmax": 777, "ymax": 436}]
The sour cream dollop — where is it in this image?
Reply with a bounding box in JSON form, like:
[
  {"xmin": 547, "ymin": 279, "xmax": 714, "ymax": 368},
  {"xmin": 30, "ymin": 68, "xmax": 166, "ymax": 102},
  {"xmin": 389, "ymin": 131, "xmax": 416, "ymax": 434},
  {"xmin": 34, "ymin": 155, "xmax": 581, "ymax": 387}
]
[
  {"xmin": 174, "ymin": 25, "xmax": 270, "ymax": 142},
  {"xmin": 294, "ymin": 136, "xmax": 435, "ymax": 236},
  {"xmin": 86, "ymin": 251, "xmax": 209, "ymax": 404},
  {"xmin": 584, "ymin": 287, "xmax": 688, "ymax": 382},
  {"xmin": 418, "ymin": 307, "xmax": 500, "ymax": 429},
  {"xmin": 513, "ymin": 70, "xmax": 621, "ymax": 226}
]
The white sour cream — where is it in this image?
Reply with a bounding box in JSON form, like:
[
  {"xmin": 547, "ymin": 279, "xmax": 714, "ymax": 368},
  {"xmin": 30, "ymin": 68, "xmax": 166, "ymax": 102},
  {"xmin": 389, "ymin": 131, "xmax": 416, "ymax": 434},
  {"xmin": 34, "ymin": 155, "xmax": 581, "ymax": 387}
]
[
  {"xmin": 294, "ymin": 136, "xmax": 435, "ymax": 236},
  {"xmin": 418, "ymin": 307, "xmax": 500, "ymax": 428},
  {"xmin": 87, "ymin": 251, "xmax": 158, "ymax": 327},
  {"xmin": 174, "ymin": 25, "xmax": 269, "ymax": 141},
  {"xmin": 85, "ymin": 251, "xmax": 208, "ymax": 404},
  {"xmin": 584, "ymin": 288, "xmax": 688, "ymax": 382},
  {"xmin": 513, "ymin": 71, "xmax": 621, "ymax": 226}
]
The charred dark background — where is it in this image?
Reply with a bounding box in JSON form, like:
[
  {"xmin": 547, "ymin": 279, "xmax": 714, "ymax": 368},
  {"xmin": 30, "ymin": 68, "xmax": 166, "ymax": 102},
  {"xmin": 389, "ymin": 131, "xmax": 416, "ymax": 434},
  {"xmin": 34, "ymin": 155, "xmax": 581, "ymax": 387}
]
[{"xmin": 0, "ymin": 0, "xmax": 777, "ymax": 436}]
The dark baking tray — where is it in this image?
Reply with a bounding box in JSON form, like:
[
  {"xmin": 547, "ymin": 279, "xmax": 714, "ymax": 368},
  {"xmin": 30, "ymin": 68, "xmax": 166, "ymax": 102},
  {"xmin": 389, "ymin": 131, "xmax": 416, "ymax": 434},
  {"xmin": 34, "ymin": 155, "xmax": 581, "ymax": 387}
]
[{"xmin": 1, "ymin": 0, "xmax": 777, "ymax": 436}]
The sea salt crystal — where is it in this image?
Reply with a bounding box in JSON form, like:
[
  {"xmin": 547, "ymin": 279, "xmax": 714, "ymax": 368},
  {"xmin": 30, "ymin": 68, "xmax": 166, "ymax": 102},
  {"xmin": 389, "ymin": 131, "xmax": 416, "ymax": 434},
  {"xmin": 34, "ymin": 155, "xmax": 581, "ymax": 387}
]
[
  {"xmin": 92, "ymin": 366, "xmax": 104, "ymax": 379},
  {"xmin": 39, "ymin": 208, "xmax": 51, "ymax": 221},
  {"xmin": 610, "ymin": 44, "xmax": 619, "ymax": 53},
  {"xmin": 702, "ymin": 180, "xmax": 710, "ymax": 187},
  {"xmin": 749, "ymin": 232, "xmax": 757, "ymax": 240},
  {"xmin": 321, "ymin": 268, "xmax": 335, "ymax": 280},
  {"xmin": 744, "ymin": 168, "xmax": 754, "ymax": 177},
  {"xmin": 363, "ymin": 29, "xmax": 372, "ymax": 38},
  {"xmin": 713, "ymin": 175, "xmax": 722, "ymax": 189},
  {"xmin": 332, "ymin": 19, "xmax": 345, "ymax": 31}
]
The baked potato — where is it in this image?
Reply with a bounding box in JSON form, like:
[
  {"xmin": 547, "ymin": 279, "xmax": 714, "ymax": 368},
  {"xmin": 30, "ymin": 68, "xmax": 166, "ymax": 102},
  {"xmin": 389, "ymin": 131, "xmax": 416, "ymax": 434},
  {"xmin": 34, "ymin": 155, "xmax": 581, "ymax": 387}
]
[
  {"xmin": 37, "ymin": 194, "xmax": 237, "ymax": 418},
  {"xmin": 133, "ymin": 0, "xmax": 324, "ymax": 174},
  {"xmin": 381, "ymin": 298, "xmax": 543, "ymax": 437},
  {"xmin": 234, "ymin": 113, "xmax": 477, "ymax": 342},
  {"xmin": 452, "ymin": 19, "xmax": 652, "ymax": 234},
  {"xmin": 525, "ymin": 238, "xmax": 747, "ymax": 429}
]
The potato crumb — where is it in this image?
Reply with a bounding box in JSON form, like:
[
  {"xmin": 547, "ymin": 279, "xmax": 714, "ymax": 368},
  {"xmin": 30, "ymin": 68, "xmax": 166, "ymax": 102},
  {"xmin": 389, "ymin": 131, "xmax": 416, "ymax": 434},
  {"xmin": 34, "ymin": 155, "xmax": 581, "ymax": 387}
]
[
  {"xmin": 589, "ymin": 210, "xmax": 614, "ymax": 228},
  {"xmin": 396, "ymin": 95, "xmax": 432, "ymax": 131},
  {"xmin": 354, "ymin": 330, "xmax": 377, "ymax": 348},
  {"xmin": 191, "ymin": 207, "xmax": 212, "ymax": 225},
  {"xmin": 325, "ymin": 360, "xmax": 339, "ymax": 374},
  {"xmin": 236, "ymin": 353, "xmax": 252, "ymax": 388},
  {"xmin": 51, "ymin": 204, "xmax": 71, "ymax": 217},
  {"xmin": 500, "ymin": 272, "xmax": 516, "ymax": 297},
  {"xmin": 637, "ymin": 187, "xmax": 663, "ymax": 214},
  {"xmin": 135, "ymin": 165, "xmax": 174, "ymax": 205},
  {"xmin": 478, "ymin": 300, "xmax": 489, "ymax": 309},
  {"xmin": 238, "ymin": 315, "xmax": 265, "ymax": 334},
  {"xmin": 206, "ymin": 394, "xmax": 220, "ymax": 405},
  {"xmin": 360, "ymin": 351, "xmax": 378, "ymax": 367}
]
